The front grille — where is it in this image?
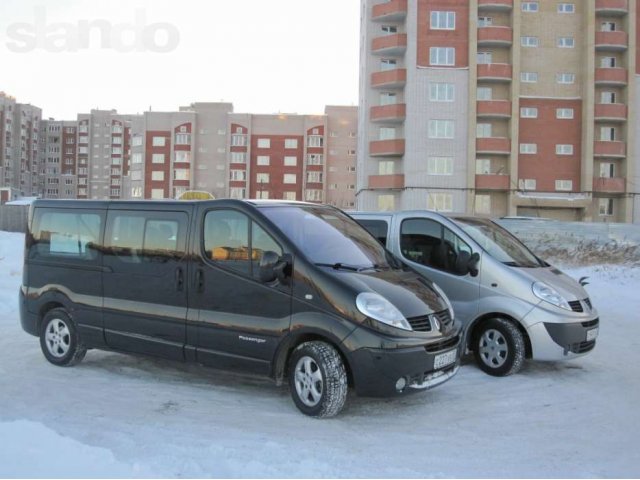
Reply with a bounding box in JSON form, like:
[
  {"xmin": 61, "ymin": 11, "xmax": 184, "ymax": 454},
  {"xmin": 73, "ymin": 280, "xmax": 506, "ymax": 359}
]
[
  {"xmin": 407, "ymin": 315, "xmax": 432, "ymax": 332},
  {"xmin": 568, "ymin": 300, "xmax": 583, "ymax": 313},
  {"xmin": 581, "ymin": 318, "xmax": 599, "ymax": 328},
  {"xmin": 584, "ymin": 298, "xmax": 592, "ymax": 310},
  {"xmin": 570, "ymin": 340, "xmax": 596, "ymax": 354},
  {"xmin": 433, "ymin": 309, "xmax": 453, "ymax": 328},
  {"xmin": 424, "ymin": 335, "xmax": 459, "ymax": 353}
]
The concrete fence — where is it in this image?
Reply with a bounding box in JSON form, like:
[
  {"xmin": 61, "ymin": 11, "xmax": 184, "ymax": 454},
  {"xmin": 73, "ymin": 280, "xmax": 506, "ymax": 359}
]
[{"xmin": 0, "ymin": 205, "xmax": 29, "ymax": 233}]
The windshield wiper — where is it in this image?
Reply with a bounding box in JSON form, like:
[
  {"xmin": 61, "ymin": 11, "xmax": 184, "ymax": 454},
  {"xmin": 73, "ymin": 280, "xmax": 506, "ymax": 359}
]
[{"xmin": 315, "ymin": 263, "xmax": 371, "ymax": 272}]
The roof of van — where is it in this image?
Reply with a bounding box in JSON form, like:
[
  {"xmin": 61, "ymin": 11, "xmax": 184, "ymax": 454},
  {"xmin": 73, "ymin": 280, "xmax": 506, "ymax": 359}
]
[{"xmin": 31, "ymin": 198, "xmax": 329, "ymax": 209}]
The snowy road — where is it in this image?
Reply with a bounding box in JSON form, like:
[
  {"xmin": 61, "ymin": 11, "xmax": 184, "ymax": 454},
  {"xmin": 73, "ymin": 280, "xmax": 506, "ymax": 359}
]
[{"xmin": 1, "ymin": 231, "xmax": 639, "ymax": 478}]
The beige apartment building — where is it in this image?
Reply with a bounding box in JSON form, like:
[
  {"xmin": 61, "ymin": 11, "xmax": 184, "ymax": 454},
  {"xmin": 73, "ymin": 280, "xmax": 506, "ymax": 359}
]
[{"xmin": 359, "ymin": 0, "xmax": 639, "ymax": 222}]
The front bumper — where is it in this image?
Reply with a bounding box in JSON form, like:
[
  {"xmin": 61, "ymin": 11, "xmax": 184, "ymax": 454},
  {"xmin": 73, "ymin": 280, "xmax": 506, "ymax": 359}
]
[
  {"xmin": 525, "ymin": 307, "xmax": 599, "ymax": 361},
  {"xmin": 347, "ymin": 333, "xmax": 462, "ymax": 397}
]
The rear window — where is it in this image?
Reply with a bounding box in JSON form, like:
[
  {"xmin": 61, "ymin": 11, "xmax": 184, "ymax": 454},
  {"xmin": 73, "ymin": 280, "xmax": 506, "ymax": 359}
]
[
  {"xmin": 355, "ymin": 219, "xmax": 389, "ymax": 247},
  {"xmin": 30, "ymin": 208, "xmax": 102, "ymax": 261}
]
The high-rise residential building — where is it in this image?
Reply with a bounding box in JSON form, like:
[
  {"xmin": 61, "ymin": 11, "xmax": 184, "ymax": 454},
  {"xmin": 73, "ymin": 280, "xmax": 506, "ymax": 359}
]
[
  {"xmin": 358, "ymin": 0, "xmax": 638, "ymax": 222},
  {"xmin": 77, "ymin": 110, "xmax": 138, "ymax": 200},
  {"xmin": 39, "ymin": 119, "xmax": 78, "ymax": 199},
  {"xmin": 1, "ymin": 92, "xmax": 42, "ymax": 198},
  {"xmin": 326, "ymin": 105, "xmax": 359, "ymax": 209}
]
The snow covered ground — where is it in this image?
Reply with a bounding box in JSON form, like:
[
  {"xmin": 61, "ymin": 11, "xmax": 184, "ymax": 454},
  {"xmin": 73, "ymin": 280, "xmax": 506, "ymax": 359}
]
[{"xmin": 1, "ymin": 231, "xmax": 639, "ymax": 478}]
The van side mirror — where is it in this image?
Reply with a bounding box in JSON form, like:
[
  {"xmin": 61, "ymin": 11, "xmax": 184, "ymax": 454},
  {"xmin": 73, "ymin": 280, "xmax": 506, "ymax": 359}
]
[
  {"xmin": 259, "ymin": 251, "xmax": 291, "ymax": 284},
  {"xmin": 454, "ymin": 251, "xmax": 480, "ymax": 277}
]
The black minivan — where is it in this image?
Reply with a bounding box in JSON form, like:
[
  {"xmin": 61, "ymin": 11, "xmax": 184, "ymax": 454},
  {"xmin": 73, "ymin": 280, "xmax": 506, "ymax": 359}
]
[{"xmin": 20, "ymin": 199, "xmax": 462, "ymax": 417}]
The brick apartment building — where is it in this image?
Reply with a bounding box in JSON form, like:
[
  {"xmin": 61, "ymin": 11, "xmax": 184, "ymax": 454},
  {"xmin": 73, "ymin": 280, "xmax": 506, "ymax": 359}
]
[{"xmin": 358, "ymin": 0, "xmax": 640, "ymax": 222}]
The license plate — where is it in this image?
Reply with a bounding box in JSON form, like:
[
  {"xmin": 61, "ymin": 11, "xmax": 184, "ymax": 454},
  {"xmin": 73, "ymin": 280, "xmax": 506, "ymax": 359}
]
[
  {"xmin": 433, "ymin": 349, "xmax": 457, "ymax": 369},
  {"xmin": 586, "ymin": 327, "xmax": 599, "ymax": 342}
]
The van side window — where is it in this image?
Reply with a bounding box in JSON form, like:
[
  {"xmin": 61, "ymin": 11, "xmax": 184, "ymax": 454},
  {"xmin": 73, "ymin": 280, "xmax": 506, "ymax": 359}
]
[
  {"xmin": 204, "ymin": 210, "xmax": 282, "ymax": 279},
  {"xmin": 400, "ymin": 218, "xmax": 471, "ymax": 275},
  {"xmin": 30, "ymin": 209, "xmax": 101, "ymax": 261},
  {"xmin": 356, "ymin": 219, "xmax": 389, "ymax": 246},
  {"xmin": 107, "ymin": 213, "xmax": 183, "ymax": 264},
  {"xmin": 204, "ymin": 210, "xmax": 251, "ymax": 276}
]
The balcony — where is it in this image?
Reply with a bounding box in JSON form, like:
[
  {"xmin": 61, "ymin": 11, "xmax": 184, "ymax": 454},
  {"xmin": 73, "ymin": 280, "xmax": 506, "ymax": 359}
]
[
  {"xmin": 593, "ymin": 141, "xmax": 626, "ymax": 158},
  {"xmin": 371, "ymin": 68, "xmax": 407, "ymax": 89},
  {"xmin": 476, "ymin": 137, "xmax": 511, "ymax": 155},
  {"xmin": 593, "ymin": 177, "xmax": 625, "ymax": 194},
  {"xmin": 477, "ymin": 100, "xmax": 511, "ymax": 118},
  {"xmin": 476, "ymin": 174, "xmax": 510, "ymax": 190},
  {"xmin": 478, "ymin": 0, "xmax": 513, "ymax": 11},
  {"xmin": 477, "ymin": 26, "xmax": 513, "ymax": 47},
  {"xmin": 369, "ymin": 174, "xmax": 405, "ymax": 189},
  {"xmin": 594, "ymin": 103, "xmax": 628, "ymax": 122},
  {"xmin": 595, "ymin": 67, "xmax": 628, "ymax": 86},
  {"xmin": 372, "ymin": 0, "xmax": 407, "ymax": 22},
  {"xmin": 595, "ymin": 0, "xmax": 628, "ymax": 16},
  {"xmin": 372, "ymin": 33, "xmax": 407, "ymax": 56},
  {"xmin": 477, "ymin": 63, "xmax": 512, "ymax": 82},
  {"xmin": 370, "ymin": 103, "xmax": 406, "ymax": 123},
  {"xmin": 370, "ymin": 139, "xmax": 405, "ymax": 157},
  {"xmin": 595, "ymin": 31, "xmax": 628, "ymax": 51}
]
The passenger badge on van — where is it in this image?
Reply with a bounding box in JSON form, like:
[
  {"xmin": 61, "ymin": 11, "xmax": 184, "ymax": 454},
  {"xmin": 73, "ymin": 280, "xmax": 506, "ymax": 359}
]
[{"xmin": 238, "ymin": 335, "xmax": 267, "ymax": 344}]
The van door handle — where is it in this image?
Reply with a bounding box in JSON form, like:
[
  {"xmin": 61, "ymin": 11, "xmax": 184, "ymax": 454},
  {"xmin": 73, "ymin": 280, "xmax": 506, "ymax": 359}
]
[
  {"xmin": 175, "ymin": 267, "xmax": 184, "ymax": 292},
  {"xmin": 195, "ymin": 269, "xmax": 204, "ymax": 293}
]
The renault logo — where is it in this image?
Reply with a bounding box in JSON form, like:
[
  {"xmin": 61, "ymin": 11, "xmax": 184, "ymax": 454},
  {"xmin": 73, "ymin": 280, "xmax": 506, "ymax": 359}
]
[{"xmin": 431, "ymin": 315, "xmax": 441, "ymax": 331}]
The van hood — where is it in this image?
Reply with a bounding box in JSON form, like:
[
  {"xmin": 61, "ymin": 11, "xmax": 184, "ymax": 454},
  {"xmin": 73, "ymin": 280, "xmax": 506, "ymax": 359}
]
[
  {"xmin": 326, "ymin": 268, "xmax": 447, "ymax": 319},
  {"xmin": 519, "ymin": 265, "xmax": 589, "ymax": 301}
]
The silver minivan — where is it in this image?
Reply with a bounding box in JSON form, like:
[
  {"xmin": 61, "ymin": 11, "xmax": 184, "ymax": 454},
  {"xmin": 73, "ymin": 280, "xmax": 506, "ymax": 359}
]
[{"xmin": 352, "ymin": 210, "xmax": 599, "ymax": 376}]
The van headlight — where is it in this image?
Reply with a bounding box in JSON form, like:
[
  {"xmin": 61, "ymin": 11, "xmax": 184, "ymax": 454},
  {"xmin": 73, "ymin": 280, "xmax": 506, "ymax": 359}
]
[
  {"xmin": 532, "ymin": 282, "xmax": 571, "ymax": 311},
  {"xmin": 430, "ymin": 282, "xmax": 454, "ymax": 321},
  {"xmin": 356, "ymin": 292, "xmax": 412, "ymax": 331}
]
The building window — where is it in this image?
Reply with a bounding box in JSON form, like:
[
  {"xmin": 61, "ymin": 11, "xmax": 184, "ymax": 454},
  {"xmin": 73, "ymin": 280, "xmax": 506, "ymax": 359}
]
[
  {"xmin": 231, "ymin": 134, "xmax": 247, "ymax": 147},
  {"xmin": 307, "ymin": 154, "xmax": 323, "ymax": 165},
  {"xmin": 555, "ymin": 180, "xmax": 573, "ymax": 191},
  {"xmin": 256, "ymin": 191, "xmax": 269, "ymax": 199},
  {"xmin": 521, "ymin": 72, "xmax": 538, "ymax": 83},
  {"xmin": 557, "ymin": 37, "xmax": 575, "ymax": 48},
  {"xmin": 257, "ymin": 155, "xmax": 270, "ymax": 166},
  {"xmin": 599, "ymin": 198, "xmax": 614, "ymax": 216},
  {"xmin": 475, "ymin": 195, "xmax": 491, "ymax": 215},
  {"xmin": 174, "ymin": 169, "xmax": 190, "ymax": 181},
  {"xmin": 308, "ymin": 135, "xmax": 324, "ymax": 147},
  {"xmin": 175, "ymin": 133, "xmax": 190, "ymax": 145},
  {"xmin": 427, "ymin": 156, "xmax": 453, "ymax": 175},
  {"xmin": 430, "ymin": 11, "xmax": 455, "ymax": 30},
  {"xmin": 230, "ymin": 170, "xmax": 246, "ymax": 181},
  {"xmin": 307, "ymin": 171, "xmax": 323, "ymax": 183},
  {"xmin": 477, "ymin": 51, "xmax": 492, "ymax": 64},
  {"xmin": 556, "ymin": 144, "xmax": 574, "ymax": 155},
  {"xmin": 305, "ymin": 189, "xmax": 323, "ymax": 202},
  {"xmin": 152, "ymin": 136, "xmax": 166, "ymax": 147},
  {"xmin": 380, "ymin": 92, "xmax": 397, "ymax": 105},
  {"xmin": 151, "ymin": 171, "xmax": 165, "ymax": 181},
  {"xmin": 152, "ymin": 153, "xmax": 165, "ymax": 163},
  {"xmin": 132, "ymin": 153, "xmax": 142, "ymax": 164},
  {"xmin": 378, "ymin": 195, "xmax": 395, "ymax": 212},
  {"xmin": 284, "ymin": 156, "xmax": 297, "ymax": 166},
  {"xmin": 379, "ymin": 127, "xmax": 396, "ymax": 140},
  {"xmin": 601, "ymin": 22, "xmax": 616, "ymax": 32},
  {"xmin": 256, "ymin": 173, "xmax": 270, "ymax": 183},
  {"xmin": 230, "ymin": 188, "xmax": 246, "ymax": 199},
  {"xmin": 556, "ymin": 73, "xmax": 576, "ymax": 84},
  {"xmin": 477, "ymin": 87, "xmax": 492, "ymax": 100},
  {"xmin": 429, "ymin": 83, "xmax": 454, "ymax": 102},
  {"xmin": 429, "ymin": 47, "xmax": 455, "ymax": 66},
  {"xmin": 558, "ymin": 3, "xmax": 575, "ymax": 13},
  {"xmin": 151, "ymin": 189, "xmax": 165, "ymax": 199},
  {"xmin": 131, "ymin": 171, "xmax": 142, "ymax": 181},
  {"xmin": 284, "ymin": 138, "xmax": 298, "ymax": 149},
  {"xmin": 521, "ymin": 36, "xmax": 539, "ymax": 47},
  {"xmin": 257, "ymin": 138, "xmax": 271, "ymax": 148},
  {"xmin": 478, "ymin": 16, "xmax": 493, "ymax": 27},
  {"xmin": 599, "ymin": 162, "xmax": 615, "ymax": 178},
  {"xmin": 520, "ymin": 107, "xmax": 538, "ymax": 118},
  {"xmin": 378, "ymin": 160, "xmax": 394, "ymax": 175},
  {"xmin": 556, "ymin": 108, "xmax": 574, "ymax": 119},
  {"xmin": 380, "ymin": 58, "xmax": 397, "ymax": 71},
  {"xmin": 231, "ymin": 152, "xmax": 246, "ymax": 163},
  {"xmin": 427, "ymin": 193, "xmax": 453, "ymax": 212},
  {"xmin": 381, "ymin": 25, "xmax": 397, "ymax": 34},
  {"xmin": 283, "ymin": 191, "xmax": 296, "ymax": 201},
  {"xmin": 600, "ymin": 127, "xmax": 616, "ymax": 141},
  {"xmin": 284, "ymin": 173, "xmax": 297, "ymax": 184},
  {"xmin": 520, "ymin": 143, "xmax": 537, "ymax": 154},
  {"xmin": 476, "ymin": 159, "xmax": 491, "ymax": 174},
  {"xmin": 476, "ymin": 123, "xmax": 492, "ymax": 138},
  {"xmin": 348, "ymin": 150, "xmax": 356, "ymax": 157},
  {"xmin": 428, "ymin": 120, "xmax": 454, "ymax": 139},
  {"xmin": 521, "ymin": 179, "xmax": 537, "ymax": 190},
  {"xmin": 601, "ymin": 91, "xmax": 616, "ymax": 104},
  {"xmin": 175, "ymin": 151, "xmax": 191, "ymax": 163},
  {"xmin": 522, "ymin": 2, "xmax": 539, "ymax": 12}
]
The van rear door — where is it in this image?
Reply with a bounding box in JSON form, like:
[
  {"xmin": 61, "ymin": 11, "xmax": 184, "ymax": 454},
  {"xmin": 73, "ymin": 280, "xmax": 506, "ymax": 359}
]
[{"xmin": 102, "ymin": 205, "xmax": 191, "ymax": 360}]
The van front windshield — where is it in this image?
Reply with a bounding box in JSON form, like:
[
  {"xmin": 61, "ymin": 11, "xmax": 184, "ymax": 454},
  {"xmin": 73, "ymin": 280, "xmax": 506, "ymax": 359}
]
[
  {"xmin": 453, "ymin": 217, "xmax": 543, "ymax": 268},
  {"xmin": 260, "ymin": 206, "xmax": 392, "ymax": 270}
]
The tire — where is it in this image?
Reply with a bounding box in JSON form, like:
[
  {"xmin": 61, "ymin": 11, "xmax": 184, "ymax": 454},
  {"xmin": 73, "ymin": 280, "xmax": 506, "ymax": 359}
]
[
  {"xmin": 473, "ymin": 318, "xmax": 525, "ymax": 377},
  {"xmin": 39, "ymin": 308, "xmax": 86, "ymax": 367},
  {"xmin": 288, "ymin": 341, "xmax": 348, "ymax": 418}
]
